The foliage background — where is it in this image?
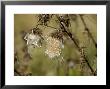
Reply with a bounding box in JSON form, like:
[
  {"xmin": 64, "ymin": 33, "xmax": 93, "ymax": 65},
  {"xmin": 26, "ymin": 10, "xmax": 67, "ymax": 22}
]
[{"xmin": 14, "ymin": 14, "xmax": 97, "ymax": 76}]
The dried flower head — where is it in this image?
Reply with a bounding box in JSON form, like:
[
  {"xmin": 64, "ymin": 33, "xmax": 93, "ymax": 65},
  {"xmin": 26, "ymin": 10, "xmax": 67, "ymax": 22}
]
[
  {"xmin": 45, "ymin": 36, "xmax": 64, "ymax": 59},
  {"xmin": 24, "ymin": 29, "xmax": 42, "ymax": 48}
]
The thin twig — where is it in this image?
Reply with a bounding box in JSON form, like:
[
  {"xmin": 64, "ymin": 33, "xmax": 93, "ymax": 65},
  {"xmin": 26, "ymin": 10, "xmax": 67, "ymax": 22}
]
[
  {"xmin": 79, "ymin": 15, "xmax": 97, "ymax": 48},
  {"xmin": 56, "ymin": 15, "xmax": 96, "ymax": 76},
  {"xmin": 36, "ymin": 14, "xmax": 96, "ymax": 75}
]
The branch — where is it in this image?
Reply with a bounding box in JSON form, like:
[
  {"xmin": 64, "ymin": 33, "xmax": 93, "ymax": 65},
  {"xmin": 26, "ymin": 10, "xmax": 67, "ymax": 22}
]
[
  {"xmin": 56, "ymin": 15, "xmax": 96, "ymax": 76},
  {"xmin": 79, "ymin": 15, "xmax": 97, "ymax": 48}
]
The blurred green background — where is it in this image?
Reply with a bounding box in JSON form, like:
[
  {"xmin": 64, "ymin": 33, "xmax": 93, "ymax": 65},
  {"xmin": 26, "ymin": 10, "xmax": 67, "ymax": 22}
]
[{"xmin": 14, "ymin": 14, "xmax": 97, "ymax": 76}]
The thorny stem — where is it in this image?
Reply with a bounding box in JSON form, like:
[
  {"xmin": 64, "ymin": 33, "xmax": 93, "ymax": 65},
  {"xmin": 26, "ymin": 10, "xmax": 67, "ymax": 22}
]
[
  {"xmin": 79, "ymin": 15, "xmax": 97, "ymax": 48},
  {"xmin": 56, "ymin": 15, "xmax": 96, "ymax": 76},
  {"xmin": 35, "ymin": 14, "xmax": 96, "ymax": 75}
]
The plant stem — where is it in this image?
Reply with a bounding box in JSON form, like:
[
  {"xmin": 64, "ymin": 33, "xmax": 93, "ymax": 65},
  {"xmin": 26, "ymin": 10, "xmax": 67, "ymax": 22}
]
[
  {"xmin": 56, "ymin": 15, "xmax": 96, "ymax": 76},
  {"xmin": 79, "ymin": 15, "xmax": 97, "ymax": 48}
]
